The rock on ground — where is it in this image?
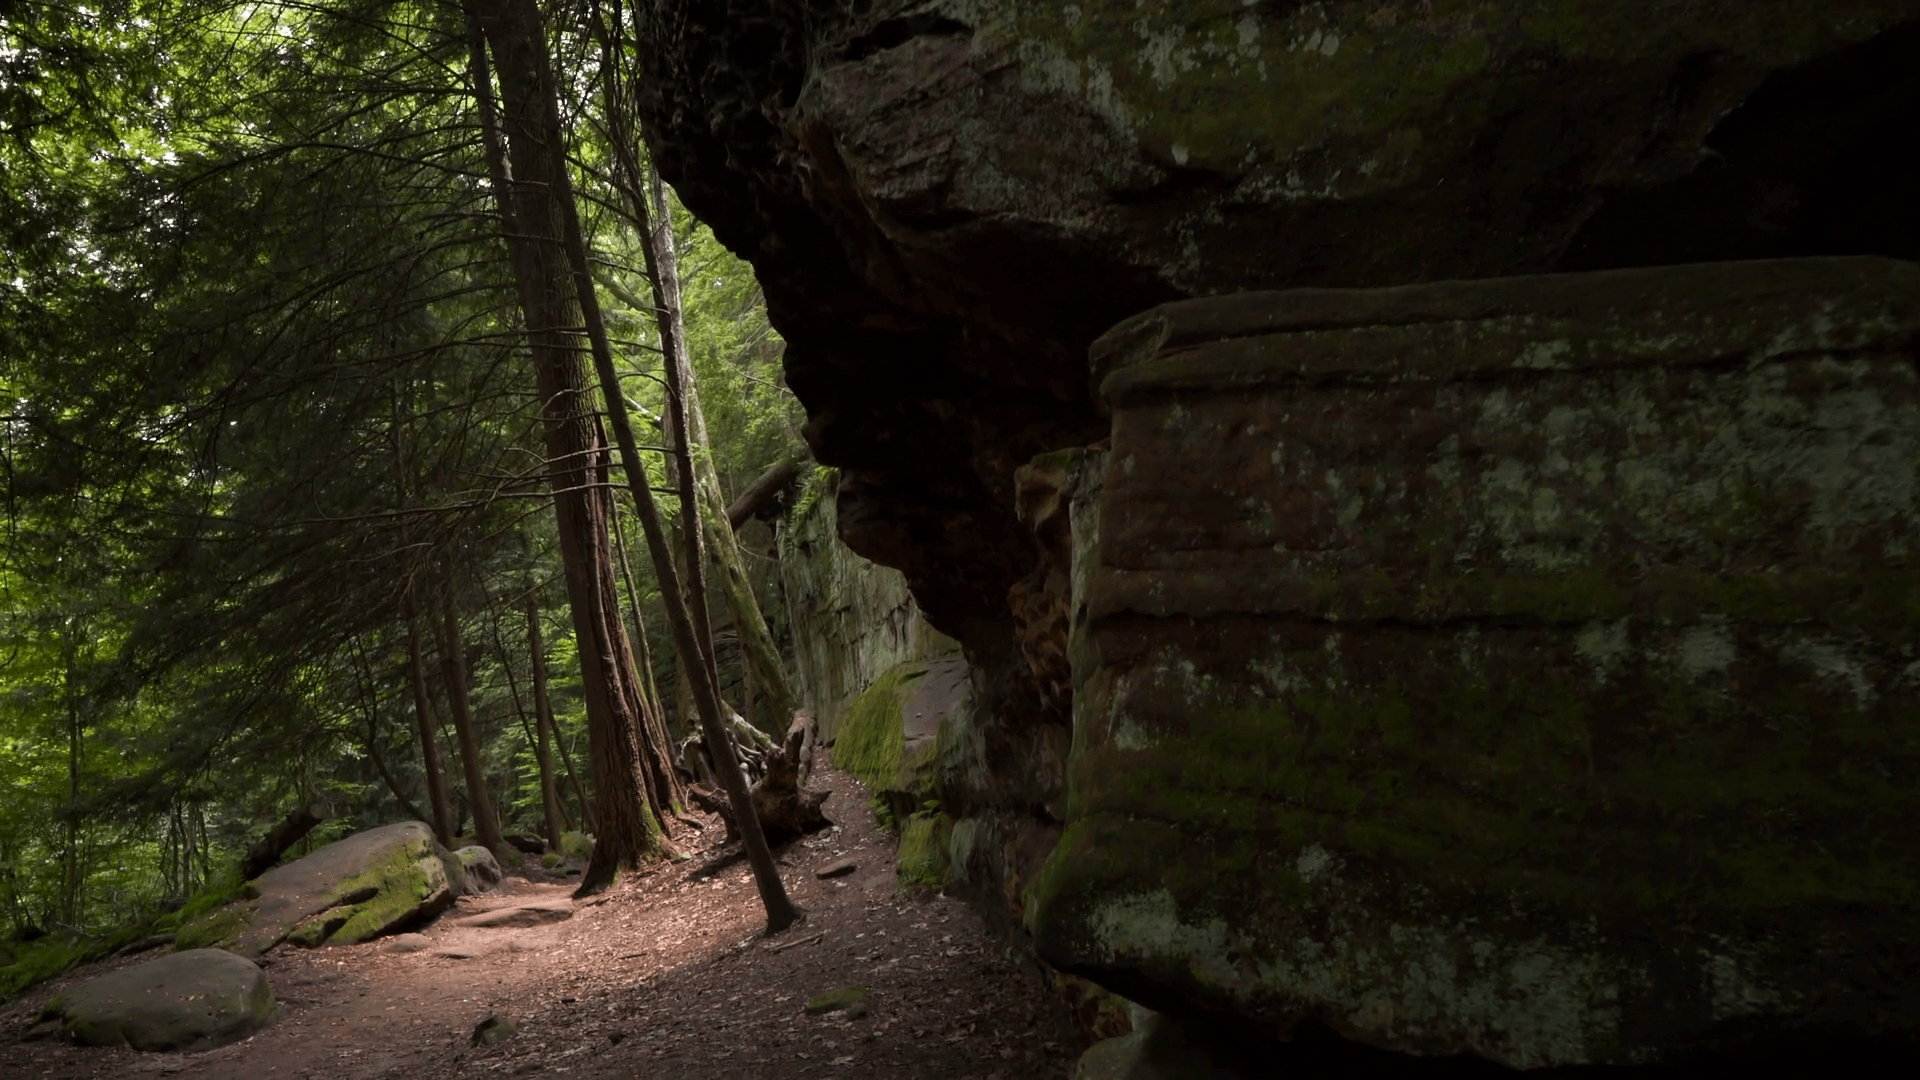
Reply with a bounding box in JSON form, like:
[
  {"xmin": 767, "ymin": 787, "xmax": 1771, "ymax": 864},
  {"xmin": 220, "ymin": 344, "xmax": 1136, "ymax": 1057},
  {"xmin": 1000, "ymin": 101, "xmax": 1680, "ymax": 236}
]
[
  {"xmin": 1072, "ymin": 1011, "xmax": 1258, "ymax": 1080},
  {"xmin": 456, "ymin": 901, "xmax": 574, "ymax": 929},
  {"xmin": 38, "ymin": 948, "xmax": 274, "ymax": 1052},
  {"xmin": 176, "ymin": 821, "xmax": 463, "ymax": 955},
  {"xmin": 454, "ymin": 846, "xmax": 504, "ymax": 893}
]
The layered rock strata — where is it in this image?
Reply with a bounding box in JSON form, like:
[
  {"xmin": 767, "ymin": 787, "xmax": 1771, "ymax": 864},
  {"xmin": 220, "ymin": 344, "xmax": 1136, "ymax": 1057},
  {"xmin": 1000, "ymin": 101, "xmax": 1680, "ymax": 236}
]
[
  {"xmin": 1029, "ymin": 257, "xmax": 1920, "ymax": 1068},
  {"xmin": 638, "ymin": 0, "xmax": 1920, "ymax": 696}
]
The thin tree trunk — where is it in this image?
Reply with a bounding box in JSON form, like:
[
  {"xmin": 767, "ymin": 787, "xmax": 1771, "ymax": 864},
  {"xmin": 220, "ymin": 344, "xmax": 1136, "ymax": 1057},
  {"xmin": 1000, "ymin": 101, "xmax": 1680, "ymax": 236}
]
[
  {"xmin": 405, "ymin": 591, "xmax": 455, "ymax": 846},
  {"xmin": 581, "ymin": 4, "xmax": 798, "ymax": 931},
  {"xmin": 526, "ymin": 596, "xmax": 568, "ymax": 848},
  {"xmin": 354, "ymin": 637, "xmax": 430, "ymax": 824},
  {"xmin": 611, "ymin": 502, "xmax": 678, "ymax": 793},
  {"xmin": 438, "ymin": 574, "xmax": 506, "ymax": 856},
  {"xmin": 467, "ymin": 0, "xmax": 674, "ymax": 895},
  {"xmin": 643, "ymin": 163, "xmax": 800, "ymax": 732},
  {"xmin": 61, "ymin": 628, "xmax": 82, "ymax": 927}
]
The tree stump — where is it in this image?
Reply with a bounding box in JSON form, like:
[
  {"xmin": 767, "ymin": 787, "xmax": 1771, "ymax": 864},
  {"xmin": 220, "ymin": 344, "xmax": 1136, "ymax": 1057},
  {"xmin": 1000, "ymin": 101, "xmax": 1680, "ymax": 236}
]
[{"xmin": 686, "ymin": 710, "xmax": 828, "ymax": 844}]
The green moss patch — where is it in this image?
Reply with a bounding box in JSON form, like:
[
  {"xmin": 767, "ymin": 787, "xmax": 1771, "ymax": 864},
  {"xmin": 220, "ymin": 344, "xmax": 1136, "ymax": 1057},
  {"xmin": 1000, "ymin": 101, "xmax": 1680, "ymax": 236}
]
[
  {"xmin": 834, "ymin": 660, "xmax": 944, "ymax": 828},
  {"xmin": 805, "ymin": 985, "xmax": 870, "ymax": 1016},
  {"xmin": 896, "ymin": 811, "xmax": 954, "ymax": 891},
  {"xmin": 174, "ymin": 899, "xmax": 258, "ymax": 951}
]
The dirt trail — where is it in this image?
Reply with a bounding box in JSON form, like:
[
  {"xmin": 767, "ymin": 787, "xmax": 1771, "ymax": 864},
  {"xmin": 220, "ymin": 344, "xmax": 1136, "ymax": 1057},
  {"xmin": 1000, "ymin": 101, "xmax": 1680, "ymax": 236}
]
[{"xmin": 2, "ymin": 759, "xmax": 1081, "ymax": 1079}]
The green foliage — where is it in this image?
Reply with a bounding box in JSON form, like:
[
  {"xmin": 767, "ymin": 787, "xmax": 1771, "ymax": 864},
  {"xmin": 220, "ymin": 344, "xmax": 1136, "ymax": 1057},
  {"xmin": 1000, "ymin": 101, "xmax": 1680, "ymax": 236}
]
[
  {"xmin": 791, "ymin": 466, "xmax": 841, "ymax": 524},
  {"xmin": 0, "ymin": 938, "xmax": 86, "ymax": 1002},
  {"xmin": 1, "ymin": 0, "xmax": 803, "ymax": 952}
]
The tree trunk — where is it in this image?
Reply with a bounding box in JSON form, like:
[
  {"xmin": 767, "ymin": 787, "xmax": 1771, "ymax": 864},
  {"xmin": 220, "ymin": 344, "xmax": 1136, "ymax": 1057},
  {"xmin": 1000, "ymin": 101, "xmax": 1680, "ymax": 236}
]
[
  {"xmin": 611, "ymin": 497, "xmax": 678, "ymax": 787},
  {"xmin": 467, "ymin": 0, "xmax": 677, "ymax": 895},
  {"xmin": 641, "ymin": 164, "xmax": 801, "ymax": 734},
  {"xmin": 61, "ymin": 628, "xmax": 82, "ymax": 927},
  {"xmin": 438, "ymin": 574, "xmax": 505, "ymax": 857},
  {"xmin": 405, "ymin": 592, "xmax": 455, "ymax": 846},
  {"xmin": 526, "ymin": 596, "xmax": 567, "ymax": 848},
  {"xmin": 726, "ymin": 458, "xmax": 801, "ymax": 530},
  {"xmin": 585, "ymin": 7, "xmax": 798, "ymax": 932}
]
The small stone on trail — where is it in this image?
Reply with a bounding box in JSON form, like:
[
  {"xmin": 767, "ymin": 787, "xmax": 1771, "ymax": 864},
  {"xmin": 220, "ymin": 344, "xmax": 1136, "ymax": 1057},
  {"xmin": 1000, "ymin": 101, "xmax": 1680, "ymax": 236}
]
[
  {"xmin": 814, "ymin": 856, "xmax": 858, "ymax": 879},
  {"xmin": 470, "ymin": 1014, "xmax": 517, "ymax": 1047},
  {"xmin": 384, "ymin": 933, "xmax": 431, "ymax": 953},
  {"xmin": 806, "ymin": 985, "xmax": 871, "ymax": 1016}
]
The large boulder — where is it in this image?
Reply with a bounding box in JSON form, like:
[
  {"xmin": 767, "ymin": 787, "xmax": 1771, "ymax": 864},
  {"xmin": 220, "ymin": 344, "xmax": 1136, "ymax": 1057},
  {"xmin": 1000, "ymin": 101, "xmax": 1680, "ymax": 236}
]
[
  {"xmin": 177, "ymin": 821, "xmax": 461, "ymax": 955},
  {"xmin": 1028, "ymin": 257, "xmax": 1920, "ymax": 1067},
  {"xmin": 40, "ymin": 948, "xmax": 273, "ymax": 1051}
]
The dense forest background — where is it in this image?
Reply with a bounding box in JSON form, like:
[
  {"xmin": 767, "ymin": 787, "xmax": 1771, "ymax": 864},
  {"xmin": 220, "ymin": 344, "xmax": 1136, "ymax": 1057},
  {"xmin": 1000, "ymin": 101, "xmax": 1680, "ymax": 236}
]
[{"xmin": 1, "ymin": 0, "xmax": 816, "ymax": 987}]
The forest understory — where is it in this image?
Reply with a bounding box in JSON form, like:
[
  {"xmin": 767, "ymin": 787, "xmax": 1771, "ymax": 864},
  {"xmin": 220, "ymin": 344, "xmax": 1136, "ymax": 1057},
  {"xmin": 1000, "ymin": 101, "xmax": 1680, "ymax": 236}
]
[{"xmin": 0, "ymin": 757, "xmax": 1082, "ymax": 1080}]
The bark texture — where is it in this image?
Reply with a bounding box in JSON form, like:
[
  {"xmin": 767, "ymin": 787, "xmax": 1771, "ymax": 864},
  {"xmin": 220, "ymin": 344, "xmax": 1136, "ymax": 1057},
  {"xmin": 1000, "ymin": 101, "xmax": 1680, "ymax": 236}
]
[{"xmin": 468, "ymin": 0, "xmax": 677, "ymax": 894}]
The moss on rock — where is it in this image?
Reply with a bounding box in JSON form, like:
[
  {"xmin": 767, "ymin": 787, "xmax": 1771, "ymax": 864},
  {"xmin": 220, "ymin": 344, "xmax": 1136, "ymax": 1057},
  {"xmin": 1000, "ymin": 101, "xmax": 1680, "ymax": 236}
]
[
  {"xmin": 896, "ymin": 812, "xmax": 954, "ymax": 891},
  {"xmin": 1035, "ymin": 260, "xmax": 1920, "ymax": 1068},
  {"xmin": 832, "ymin": 662, "xmax": 920, "ymax": 801}
]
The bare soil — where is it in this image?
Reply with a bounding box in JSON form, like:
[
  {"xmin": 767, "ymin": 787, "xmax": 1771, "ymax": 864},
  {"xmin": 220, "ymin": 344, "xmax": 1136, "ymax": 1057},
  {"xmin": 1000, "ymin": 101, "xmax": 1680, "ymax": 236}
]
[{"xmin": 2, "ymin": 757, "xmax": 1082, "ymax": 1079}]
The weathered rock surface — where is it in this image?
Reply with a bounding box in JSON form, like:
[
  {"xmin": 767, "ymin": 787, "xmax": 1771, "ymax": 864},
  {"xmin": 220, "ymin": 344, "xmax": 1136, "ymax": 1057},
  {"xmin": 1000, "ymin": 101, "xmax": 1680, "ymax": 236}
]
[
  {"xmin": 176, "ymin": 822, "xmax": 461, "ymax": 955},
  {"xmin": 40, "ymin": 949, "xmax": 274, "ymax": 1051},
  {"xmin": 454, "ymin": 846, "xmax": 504, "ymax": 893},
  {"xmin": 456, "ymin": 900, "xmax": 574, "ymax": 929},
  {"xmin": 1073, "ymin": 1010, "xmax": 1260, "ymax": 1080},
  {"xmin": 639, "ymin": 0, "xmax": 1920, "ymax": 689},
  {"xmin": 1029, "ymin": 257, "xmax": 1920, "ymax": 1068},
  {"xmin": 640, "ymin": 0, "xmax": 1920, "ymax": 1066},
  {"xmin": 777, "ymin": 478, "xmax": 958, "ymax": 743}
]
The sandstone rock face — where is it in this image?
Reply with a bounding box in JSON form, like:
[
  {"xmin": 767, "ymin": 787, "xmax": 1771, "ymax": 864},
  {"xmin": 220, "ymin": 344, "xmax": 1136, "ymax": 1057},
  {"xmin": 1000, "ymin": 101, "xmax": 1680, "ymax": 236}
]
[
  {"xmin": 638, "ymin": 0, "xmax": 1920, "ymax": 691},
  {"xmin": 640, "ymin": 1, "xmax": 1920, "ymax": 1064},
  {"xmin": 1028, "ymin": 257, "xmax": 1920, "ymax": 1068},
  {"xmin": 777, "ymin": 482, "xmax": 958, "ymax": 743},
  {"xmin": 176, "ymin": 822, "xmax": 460, "ymax": 955},
  {"xmin": 43, "ymin": 949, "xmax": 273, "ymax": 1051}
]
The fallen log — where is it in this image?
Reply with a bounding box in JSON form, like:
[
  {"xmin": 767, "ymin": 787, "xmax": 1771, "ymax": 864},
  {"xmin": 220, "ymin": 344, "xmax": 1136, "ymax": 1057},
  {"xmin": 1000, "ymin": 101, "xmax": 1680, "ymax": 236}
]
[
  {"xmin": 725, "ymin": 458, "xmax": 801, "ymax": 530},
  {"xmin": 240, "ymin": 799, "xmax": 330, "ymax": 880}
]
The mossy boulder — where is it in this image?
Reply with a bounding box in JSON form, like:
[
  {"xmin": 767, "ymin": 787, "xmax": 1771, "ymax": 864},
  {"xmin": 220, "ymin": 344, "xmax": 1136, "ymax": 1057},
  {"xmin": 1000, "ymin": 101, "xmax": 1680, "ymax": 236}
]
[
  {"xmin": 41, "ymin": 949, "xmax": 274, "ymax": 1051},
  {"xmin": 454, "ymin": 846, "xmax": 504, "ymax": 893},
  {"xmin": 178, "ymin": 821, "xmax": 459, "ymax": 956},
  {"xmin": 1030, "ymin": 258, "xmax": 1920, "ymax": 1068},
  {"xmin": 558, "ymin": 831, "xmax": 594, "ymax": 863},
  {"xmin": 834, "ymin": 657, "xmax": 970, "ymax": 823}
]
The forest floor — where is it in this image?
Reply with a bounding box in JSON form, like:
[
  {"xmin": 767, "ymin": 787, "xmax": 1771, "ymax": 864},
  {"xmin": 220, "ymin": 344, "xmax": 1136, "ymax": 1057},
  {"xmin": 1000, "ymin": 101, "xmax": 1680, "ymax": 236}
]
[{"xmin": 1, "ymin": 756, "xmax": 1083, "ymax": 1079}]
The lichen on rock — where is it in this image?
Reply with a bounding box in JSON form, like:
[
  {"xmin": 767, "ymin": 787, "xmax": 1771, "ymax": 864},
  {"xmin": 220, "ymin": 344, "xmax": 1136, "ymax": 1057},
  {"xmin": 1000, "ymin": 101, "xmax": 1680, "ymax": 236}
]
[{"xmin": 1028, "ymin": 257, "xmax": 1920, "ymax": 1067}]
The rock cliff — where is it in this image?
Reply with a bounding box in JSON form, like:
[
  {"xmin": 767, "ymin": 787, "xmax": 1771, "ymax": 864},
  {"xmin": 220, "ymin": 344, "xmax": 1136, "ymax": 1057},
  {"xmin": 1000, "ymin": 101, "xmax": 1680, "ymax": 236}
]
[{"xmin": 639, "ymin": 0, "xmax": 1920, "ymax": 1067}]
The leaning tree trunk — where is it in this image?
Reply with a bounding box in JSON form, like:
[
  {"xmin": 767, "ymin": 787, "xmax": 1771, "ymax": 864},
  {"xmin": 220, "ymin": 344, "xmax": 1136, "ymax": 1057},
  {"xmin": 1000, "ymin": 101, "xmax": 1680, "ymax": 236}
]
[
  {"xmin": 466, "ymin": 0, "xmax": 678, "ymax": 896},
  {"xmin": 437, "ymin": 575, "xmax": 506, "ymax": 857},
  {"xmin": 641, "ymin": 163, "xmax": 801, "ymax": 733},
  {"xmin": 240, "ymin": 800, "xmax": 330, "ymax": 881},
  {"xmin": 590, "ymin": 7, "xmax": 799, "ymax": 932}
]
